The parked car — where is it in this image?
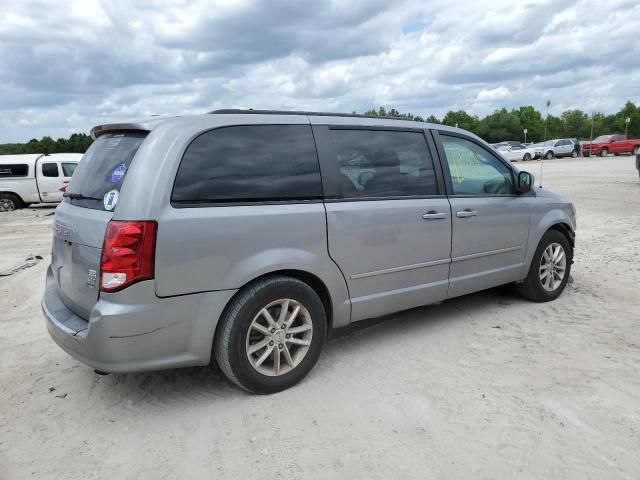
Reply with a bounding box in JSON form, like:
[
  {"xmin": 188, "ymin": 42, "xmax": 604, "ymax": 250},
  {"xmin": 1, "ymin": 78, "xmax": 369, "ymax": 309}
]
[
  {"xmin": 541, "ymin": 139, "xmax": 577, "ymax": 159},
  {"xmin": 496, "ymin": 144, "xmax": 543, "ymax": 162},
  {"xmin": 43, "ymin": 110, "xmax": 576, "ymax": 394},
  {"xmin": 636, "ymin": 152, "xmax": 640, "ymax": 178},
  {"xmin": 581, "ymin": 134, "xmax": 640, "ymax": 157},
  {"xmin": 493, "ymin": 140, "xmax": 525, "ymax": 149},
  {"xmin": 0, "ymin": 153, "xmax": 82, "ymax": 211}
]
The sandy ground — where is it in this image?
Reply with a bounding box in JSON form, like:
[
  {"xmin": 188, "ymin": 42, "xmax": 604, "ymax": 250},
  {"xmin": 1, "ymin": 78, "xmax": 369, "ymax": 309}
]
[{"xmin": 1, "ymin": 156, "xmax": 639, "ymax": 479}]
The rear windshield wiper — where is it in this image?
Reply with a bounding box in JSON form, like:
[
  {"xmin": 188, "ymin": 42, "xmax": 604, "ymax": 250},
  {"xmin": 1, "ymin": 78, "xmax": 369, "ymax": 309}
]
[{"xmin": 63, "ymin": 192, "xmax": 102, "ymax": 201}]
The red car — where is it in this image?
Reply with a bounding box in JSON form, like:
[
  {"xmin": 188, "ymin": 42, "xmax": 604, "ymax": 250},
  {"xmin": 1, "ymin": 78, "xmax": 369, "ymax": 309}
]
[{"xmin": 582, "ymin": 134, "xmax": 640, "ymax": 157}]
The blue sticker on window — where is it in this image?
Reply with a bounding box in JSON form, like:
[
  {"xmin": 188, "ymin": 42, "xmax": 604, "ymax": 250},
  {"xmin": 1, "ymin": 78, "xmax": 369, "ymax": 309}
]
[{"xmin": 111, "ymin": 163, "xmax": 127, "ymax": 183}]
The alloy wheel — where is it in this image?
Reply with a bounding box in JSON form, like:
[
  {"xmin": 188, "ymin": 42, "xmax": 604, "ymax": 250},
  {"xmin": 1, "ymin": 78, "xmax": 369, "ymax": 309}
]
[
  {"xmin": 539, "ymin": 243, "xmax": 567, "ymax": 292},
  {"xmin": 245, "ymin": 298, "xmax": 313, "ymax": 376}
]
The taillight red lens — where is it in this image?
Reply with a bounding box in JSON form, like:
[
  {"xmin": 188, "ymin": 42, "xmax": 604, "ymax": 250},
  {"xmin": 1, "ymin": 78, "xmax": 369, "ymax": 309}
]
[{"xmin": 100, "ymin": 220, "xmax": 157, "ymax": 292}]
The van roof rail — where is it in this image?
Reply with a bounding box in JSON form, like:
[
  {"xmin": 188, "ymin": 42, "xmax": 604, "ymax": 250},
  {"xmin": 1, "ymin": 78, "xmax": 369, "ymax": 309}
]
[{"xmin": 207, "ymin": 108, "xmax": 418, "ymax": 121}]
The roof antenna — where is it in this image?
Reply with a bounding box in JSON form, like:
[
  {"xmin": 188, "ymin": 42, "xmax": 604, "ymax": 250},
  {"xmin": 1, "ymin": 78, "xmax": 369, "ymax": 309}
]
[{"xmin": 538, "ymin": 155, "xmax": 544, "ymax": 189}]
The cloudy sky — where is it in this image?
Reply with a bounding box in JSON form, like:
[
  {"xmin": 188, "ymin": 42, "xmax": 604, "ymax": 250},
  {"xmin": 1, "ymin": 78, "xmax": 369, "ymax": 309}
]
[{"xmin": 1, "ymin": 0, "xmax": 639, "ymax": 142}]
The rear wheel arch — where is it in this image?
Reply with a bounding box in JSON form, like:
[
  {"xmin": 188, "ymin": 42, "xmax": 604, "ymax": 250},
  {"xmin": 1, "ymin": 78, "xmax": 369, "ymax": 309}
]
[
  {"xmin": 218, "ymin": 269, "xmax": 334, "ymax": 333},
  {"xmin": 0, "ymin": 192, "xmax": 25, "ymax": 211}
]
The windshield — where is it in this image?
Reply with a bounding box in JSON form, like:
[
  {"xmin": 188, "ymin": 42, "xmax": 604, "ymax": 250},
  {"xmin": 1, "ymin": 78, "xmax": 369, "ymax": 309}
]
[
  {"xmin": 65, "ymin": 131, "xmax": 147, "ymax": 210},
  {"xmin": 593, "ymin": 135, "xmax": 611, "ymax": 142}
]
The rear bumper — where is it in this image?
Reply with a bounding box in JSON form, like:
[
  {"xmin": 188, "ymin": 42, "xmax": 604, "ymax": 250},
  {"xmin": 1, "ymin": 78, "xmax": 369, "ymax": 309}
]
[{"xmin": 43, "ymin": 266, "xmax": 237, "ymax": 373}]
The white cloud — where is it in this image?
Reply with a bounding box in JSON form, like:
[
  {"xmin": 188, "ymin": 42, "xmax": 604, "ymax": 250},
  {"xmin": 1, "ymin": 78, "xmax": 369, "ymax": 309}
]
[
  {"xmin": 476, "ymin": 86, "xmax": 511, "ymax": 102},
  {"xmin": 0, "ymin": 0, "xmax": 639, "ymax": 142}
]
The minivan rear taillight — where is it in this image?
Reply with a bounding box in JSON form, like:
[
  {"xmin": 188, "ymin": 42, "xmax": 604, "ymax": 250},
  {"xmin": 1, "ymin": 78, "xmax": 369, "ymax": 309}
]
[{"xmin": 100, "ymin": 221, "xmax": 157, "ymax": 292}]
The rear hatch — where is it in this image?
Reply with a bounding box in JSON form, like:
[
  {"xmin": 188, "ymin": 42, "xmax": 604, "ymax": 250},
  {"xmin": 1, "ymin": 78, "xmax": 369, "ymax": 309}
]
[{"xmin": 51, "ymin": 131, "xmax": 147, "ymax": 320}]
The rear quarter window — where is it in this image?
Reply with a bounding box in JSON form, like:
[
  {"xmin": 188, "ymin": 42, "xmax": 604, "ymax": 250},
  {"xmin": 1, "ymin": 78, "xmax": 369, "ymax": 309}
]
[
  {"xmin": 65, "ymin": 131, "xmax": 147, "ymax": 210},
  {"xmin": 0, "ymin": 164, "xmax": 28, "ymax": 177},
  {"xmin": 172, "ymin": 125, "xmax": 322, "ymax": 205}
]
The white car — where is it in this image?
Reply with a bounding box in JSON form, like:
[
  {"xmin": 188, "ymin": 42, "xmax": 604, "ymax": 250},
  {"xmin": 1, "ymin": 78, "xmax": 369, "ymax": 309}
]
[
  {"xmin": 496, "ymin": 144, "xmax": 542, "ymax": 162},
  {"xmin": 0, "ymin": 153, "xmax": 82, "ymax": 211}
]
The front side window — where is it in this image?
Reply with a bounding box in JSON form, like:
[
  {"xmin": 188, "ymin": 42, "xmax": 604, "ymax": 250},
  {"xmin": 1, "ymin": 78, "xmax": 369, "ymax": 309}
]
[
  {"xmin": 172, "ymin": 125, "xmax": 322, "ymax": 204},
  {"xmin": 441, "ymin": 135, "xmax": 515, "ymax": 195},
  {"xmin": 42, "ymin": 163, "xmax": 59, "ymax": 177},
  {"xmin": 329, "ymin": 129, "xmax": 438, "ymax": 198}
]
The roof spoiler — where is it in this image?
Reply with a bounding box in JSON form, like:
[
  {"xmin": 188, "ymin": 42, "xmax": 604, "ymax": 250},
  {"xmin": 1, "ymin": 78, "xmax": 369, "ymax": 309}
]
[{"xmin": 90, "ymin": 123, "xmax": 150, "ymax": 139}]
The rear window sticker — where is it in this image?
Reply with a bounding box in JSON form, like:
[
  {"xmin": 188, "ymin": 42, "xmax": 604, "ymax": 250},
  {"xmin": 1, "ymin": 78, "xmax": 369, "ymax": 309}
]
[
  {"xmin": 111, "ymin": 163, "xmax": 127, "ymax": 183},
  {"xmin": 103, "ymin": 189, "xmax": 119, "ymax": 211}
]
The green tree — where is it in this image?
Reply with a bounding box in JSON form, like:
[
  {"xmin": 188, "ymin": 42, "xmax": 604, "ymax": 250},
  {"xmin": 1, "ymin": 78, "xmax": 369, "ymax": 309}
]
[
  {"xmin": 516, "ymin": 106, "xmax": 544, "ymax": 142},
  {"xmin": 561, "ymin": 110, "xmax": 589, "ymax": 139},
  {"xmin": 442, "ymin": 110, "xmax": 480, "ymax": 133},
  {"xmin": 477, "ymin": 108, "xmax": 522, "ymax": 143},
  {"xmin": 0, "ymin": 133, "xmax": 94, "ymax": 155}
]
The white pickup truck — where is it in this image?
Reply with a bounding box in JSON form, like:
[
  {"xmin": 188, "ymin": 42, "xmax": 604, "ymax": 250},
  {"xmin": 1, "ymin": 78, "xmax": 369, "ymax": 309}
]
[
  {"xmin": 496, "ymin": 144, "xmax": 543, "ymax": 162},
  {"xmin": 0, "ymin": 153, "xmax": 82, "ymax": 211}
]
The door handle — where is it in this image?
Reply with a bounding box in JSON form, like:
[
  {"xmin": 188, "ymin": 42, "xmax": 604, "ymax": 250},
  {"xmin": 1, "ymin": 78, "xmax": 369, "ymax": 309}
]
[
  {"xmin": 456, "ymin": 210, "xmax": 478, "ymax": 218},
  {"xmin": 422, "ymin": 211, "xmax": 448, "ymax": 220}
]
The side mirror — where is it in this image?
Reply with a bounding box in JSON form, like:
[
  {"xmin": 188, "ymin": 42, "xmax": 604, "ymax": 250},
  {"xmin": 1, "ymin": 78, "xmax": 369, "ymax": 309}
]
[{"xmin": 517, "ymin": 171, "xmax": 533, "ymax": 193}]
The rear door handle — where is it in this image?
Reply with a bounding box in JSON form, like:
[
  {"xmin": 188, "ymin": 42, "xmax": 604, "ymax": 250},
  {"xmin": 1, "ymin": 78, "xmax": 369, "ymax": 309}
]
[
  {"xmin": 422, "ymin": 211, "xmax": 448, "ymax": 220},
  {"xmin": 456, "ymin": 210, "xmax": 478, "ymax": 218}
]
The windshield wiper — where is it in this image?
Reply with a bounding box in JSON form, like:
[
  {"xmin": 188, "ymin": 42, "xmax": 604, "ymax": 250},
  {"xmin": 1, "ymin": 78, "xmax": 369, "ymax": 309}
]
[{"xmin": 63, "ymin": 192, "xmax": 102, "ymax": 201}]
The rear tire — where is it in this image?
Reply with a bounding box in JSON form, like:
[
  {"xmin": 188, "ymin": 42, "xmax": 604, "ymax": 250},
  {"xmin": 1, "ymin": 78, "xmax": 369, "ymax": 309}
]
[
  {"xmin": 516, "ymin": 230, "xmax": 572, "ymax": 302},
  {"xmin": 214, "ymin": 275, "xmax": 327, "ymax": 394},
  {"xmin": 0, "ymin": 193, "xmax": 23, "ymax": 212}
]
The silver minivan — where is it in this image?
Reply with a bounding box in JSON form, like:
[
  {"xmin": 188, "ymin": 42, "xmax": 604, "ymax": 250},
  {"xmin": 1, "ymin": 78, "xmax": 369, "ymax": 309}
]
[{"xmin": 43, "ymin": 110, "xmax": 576, "ymax": 393}]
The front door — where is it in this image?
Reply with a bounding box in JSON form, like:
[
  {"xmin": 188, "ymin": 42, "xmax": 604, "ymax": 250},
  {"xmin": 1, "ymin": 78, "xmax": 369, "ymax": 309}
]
[
  {"xmin": 435, "ymin": 132, "xmax": 531, "ymax": 298},
  {"xmin": 557, "ymin": 139, "xmax": 573, "ymax": 157},
  {"xmin": 317, "ymin": 127, "xmax": 452, "ymax": 322}
]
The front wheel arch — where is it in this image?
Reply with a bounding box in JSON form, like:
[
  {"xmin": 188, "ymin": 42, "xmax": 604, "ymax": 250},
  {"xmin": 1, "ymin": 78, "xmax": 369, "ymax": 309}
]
[{"xmin": 548, "ymin": 223, "xmax": 575, "ymax": 249}]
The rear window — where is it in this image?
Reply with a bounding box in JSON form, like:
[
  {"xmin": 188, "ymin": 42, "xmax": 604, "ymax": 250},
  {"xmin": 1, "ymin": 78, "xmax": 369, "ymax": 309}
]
[
  {"xmin": 0, "ymin": 164, "xmax": 28, "ymax": 177},
  {"xmin": 172, "ymin": 125, "xmax": 322, "ymax": 205},
  {"xmin": 42, "ymin": 163, "xmax": 59, "ymax": 177},
  {"xmin": 65, "ymin": 131, "xmax": 147, "ymax": 210}
]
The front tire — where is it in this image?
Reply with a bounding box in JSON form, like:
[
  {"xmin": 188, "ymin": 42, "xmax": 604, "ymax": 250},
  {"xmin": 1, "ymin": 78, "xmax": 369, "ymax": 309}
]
[
  {"xmin": 545, "ymin": 151, "xmax": 554, "ymax": 160},
  {"xmin": 523, "ymin": 153, "xmax": 532, "ymax": 161},
  {"xmin": 214, "ymin": 276, "xmax": 327, "ymax": 394},
  {"xmin": 571, "ymin": 149, "xmax": 578, "ymax": 158},
  {"xmin": 516, "ymin": 230, "xmax": 572, "ymax": 302},
  {"xmin": 600, "ymin": 148, "xmax": 608, "ymax": 157}
]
